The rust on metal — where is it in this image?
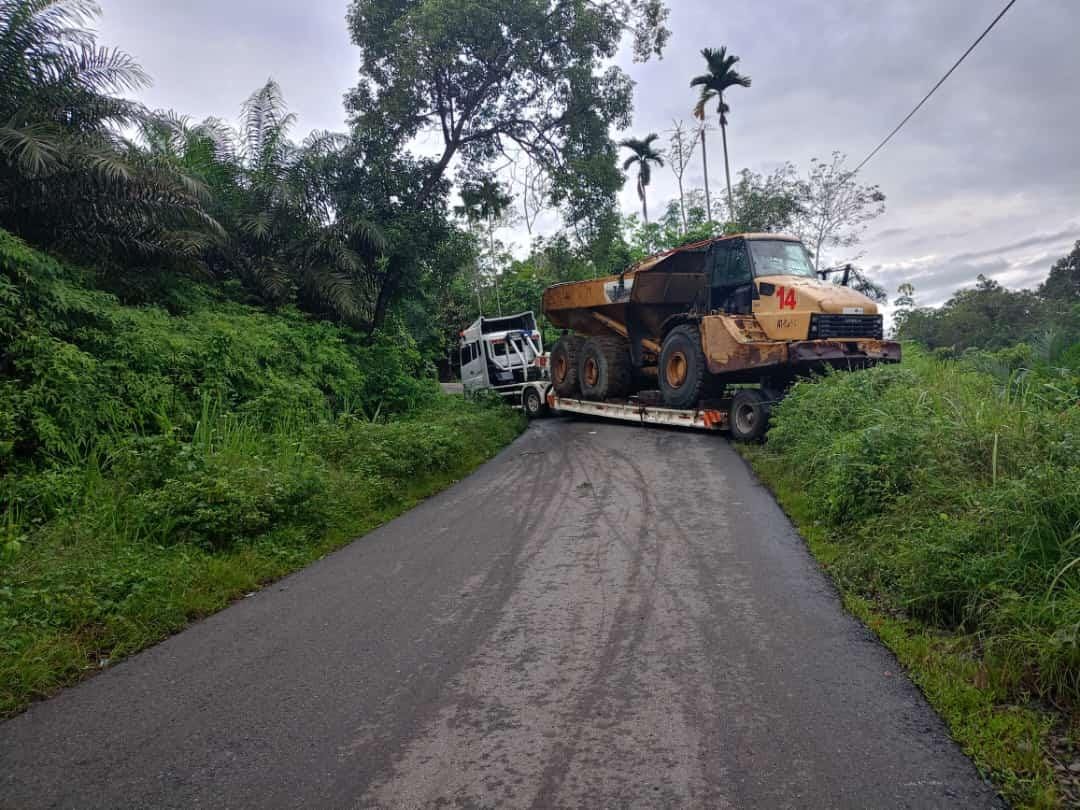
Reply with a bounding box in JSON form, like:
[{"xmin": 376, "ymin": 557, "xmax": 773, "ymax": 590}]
[{"xmin": 700, "ymin": 315, "xmax": 787, "ymax": 375}]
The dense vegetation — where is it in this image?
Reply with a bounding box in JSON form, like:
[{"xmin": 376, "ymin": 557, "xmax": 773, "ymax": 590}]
[
  {"xmin": 0, "ymin": 230, "xmax": 523, "ymax": 714},
  {"xmin": 4, "ymin": 2, "xmax": 1079, "ymax": 805},
  {"xmin": 746, "ymin": 300, "xmax": 1080, "ymax": 805},
  {"xmin": 895, "ymin": 242, "xmax": 1080, "ymax": 354}
]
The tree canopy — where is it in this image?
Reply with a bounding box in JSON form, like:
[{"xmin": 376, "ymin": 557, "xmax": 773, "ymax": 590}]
[
  {"xmin": 895, "ymin": 269, "xmax": 1080, "ymax": 354},
  {"xmin": 345, "ymin": 0, "xmax": 668, "ymax": 240}
]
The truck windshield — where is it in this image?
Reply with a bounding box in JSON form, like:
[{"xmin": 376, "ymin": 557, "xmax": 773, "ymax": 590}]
[{"xmin": 748, "ymin": 241, "xmax": 817, "ymax": 278}]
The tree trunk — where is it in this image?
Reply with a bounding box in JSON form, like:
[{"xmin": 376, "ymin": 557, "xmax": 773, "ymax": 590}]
[
  {"xmin": 488, "ymin": 213, "xmax": 502, "ymax": 316},
  {"xmin": 677, "ymin": 174, "xmax": 687, "ymax": 233},
  {"xmin": 700, "ymin": 126, "xmax": 712, "ymax": 223},
  {"xmin": 720, "ymin": 113, "xmax": 734, "ymax": 222},
  {"xmin": 640, "ymin": 175, "xmax": 648, "ymax": 224}
]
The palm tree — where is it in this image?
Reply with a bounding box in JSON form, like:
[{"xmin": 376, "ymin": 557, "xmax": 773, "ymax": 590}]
[
  {"xmin": 691, "ymin": 46, "xmax": 751, "ymax": 222},
  {"xmin": 141, "ymin": 81, "xmax": 384, "ymax": 325},
  {"xmin": 227, "ymin": 80, "xmax": 386, "ymax": 323},
  {"xmin": 0, "ymin": 0, "xmax": 219, "ymax": 261},
  {"xmin": 619, "ymin": 134, "xmax": 664, "ymax": 224}
]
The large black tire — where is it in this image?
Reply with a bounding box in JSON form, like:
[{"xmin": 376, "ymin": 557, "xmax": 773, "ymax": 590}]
[
  {"xmin": 550, "ymin": 335, "xmax": 583, "ymax": 397},
  {"xmin": 729, "ymin": 388, "xmax": 771, "ymax": 442},
  {"xmin": 578, "ymin": 336, "xmax": 634, "ymax": 401},
  {"xmin": 523, "ymin": 386, "xmax": 548, "ymax": 418},
  {"xmin": 659, "ymin": 324, "xmax": 707, "ymax": 409}
]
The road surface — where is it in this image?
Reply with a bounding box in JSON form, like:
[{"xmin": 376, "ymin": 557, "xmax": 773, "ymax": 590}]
[{"xmin": 0, "ymin": 419, "xmax": 999, "ymax": 809}]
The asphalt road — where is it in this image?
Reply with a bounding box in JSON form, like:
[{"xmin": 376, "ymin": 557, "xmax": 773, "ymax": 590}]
[{"xmin": 0, "ymin": 418, "xmax": 1000, "ymax": 809}]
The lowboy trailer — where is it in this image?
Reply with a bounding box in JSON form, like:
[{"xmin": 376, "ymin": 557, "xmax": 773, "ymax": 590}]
[{"xmin": 545, "ymin": 391, "xmax": 730, "ymax": 432}]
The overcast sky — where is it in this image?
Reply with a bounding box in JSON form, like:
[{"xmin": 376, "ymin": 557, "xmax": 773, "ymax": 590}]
[{"xmin": 96, "ymin": 0, "xmax": 1078, "ymax": 307}]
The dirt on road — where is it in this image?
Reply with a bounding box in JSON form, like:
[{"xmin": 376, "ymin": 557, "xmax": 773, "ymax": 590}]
[{"xmin": 0, "ymin": 419, "xmax": 999, "ymax": 809}]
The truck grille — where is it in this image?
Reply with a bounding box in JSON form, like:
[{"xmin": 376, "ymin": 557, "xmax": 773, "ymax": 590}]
[{"xmin": 809, "ymin": 314, "xmax": 883, "ymax": 340}]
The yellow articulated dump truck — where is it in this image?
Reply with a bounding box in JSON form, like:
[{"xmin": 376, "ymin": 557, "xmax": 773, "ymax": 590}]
[{"xmin": 541, "ymin": 233, "xmax": 900, "ymax": 440}]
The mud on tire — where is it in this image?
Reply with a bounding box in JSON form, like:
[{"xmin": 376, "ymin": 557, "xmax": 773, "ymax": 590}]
[
  {"xmin": 659, "ymin": 324, "xmax": 707, "ymax": 409},
  {"xmin": 576, "ymin": 336, "xmax": 633, "ymax": 401},
  {"xmin": 550, "ymin": 335, "xmax": 584, "ymax": 396}
]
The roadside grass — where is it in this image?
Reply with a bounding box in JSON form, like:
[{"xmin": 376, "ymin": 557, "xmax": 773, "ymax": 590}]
[
  {"xmin": 740, "ymin": 345, "xmax": 1080, "ymax": 809},
  {"xmin": 0, "ymin": 395, "xmax": 524, "ymax": 717},
  {"xmin": 0, "ymin": 231, "xmax": 526, "ymax": 715}
]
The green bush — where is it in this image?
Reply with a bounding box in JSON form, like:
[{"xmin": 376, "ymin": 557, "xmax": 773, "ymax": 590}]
[
  {"xmin": 0, "ymin": 232, "xmax": 526, "ymax": 716},
  {"xmin": 0, "ymin": 229, "xmax": 437, "ymax": 469},
  {"xmin": 763, "ymin": 347, "xmax": 1080, "ymax": 703}
]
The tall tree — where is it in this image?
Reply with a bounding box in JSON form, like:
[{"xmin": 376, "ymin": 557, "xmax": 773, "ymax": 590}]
[
  {"xmin": 791, "ymin": 152, "xmax": 886, "ymax": 270},
  {"xmin": 619, "ymin": 134, "xmax": 664, "ymax": 223},
  {"xmin": 510, "ymin": 153, "xmax": 551, "ymax": 237},
  {"xmin": 729, "ymin": 165, "xmax": 801, "ymax": 234},
  {"xmin": 1039, "ymin": 240, "xmax": 1080, "ymax": 302},
  {"xmin": 455, "ymin": 176, "xmax": 513, "ymax": 315},
  {"xmin": 691, "ymin": 46, "xmax": 751, "ymax": 222},
  {"xmin": 346, "ymin": 0, "xmax": 668, "ymax": 213},
  {"xmin": 667, "ymin": 120, "xmax": 696, "ymax": 232}
]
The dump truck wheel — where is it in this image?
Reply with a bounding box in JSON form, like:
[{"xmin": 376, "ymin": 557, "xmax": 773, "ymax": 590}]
[
  {"xmin": 523, "ymin": 386, "xmax": 547, "ymax": 418},
  {"xmin": 551, "ymin": 335, "xmax": 583, "ymax": 396},
  {"xmin": 578, "ymin": 336, "xmax": 633, "ymax": 400},
  {"xmin": 659, "ymin": 325, "xmax": 706, "ymax": 409},
  {"xmin": 729, "ymin": 389, "xmax": 771, "ymax": 442}
]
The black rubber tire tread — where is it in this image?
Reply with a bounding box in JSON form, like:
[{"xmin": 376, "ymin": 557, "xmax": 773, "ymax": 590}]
[
  {"xmin": 550, "ymin": 336, "xmax": 584, "ymax": 397},
  {"xmin": 658, "ymin": 324, "xmax": 707, "ymax": 409},
  {"xmin": 729, "ymin": 388, "xmax": 771, "ymax": 443},
  {"xmin": 523, "ymin": 387, "xmax": 546, "ymax": 418},
  {"xmin": 578, "ymin": 336, "xmax": 634, "ymax": 400}
]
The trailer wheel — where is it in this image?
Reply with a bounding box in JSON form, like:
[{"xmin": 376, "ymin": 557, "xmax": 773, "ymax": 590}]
[
  {"xmin": 523, "ymin": 386, "xmax": 548, "ymax": 418},
  {"xmin": 579, "ymin": 336, "xmax": 633, "ymax": 400},
  {"xmin": 659, "ymin": 325, "xmax": 707, "ymax": 409},
  {"xmin": 550, "ymin": 335, "xmax": 583, "ymax": 396},
  {"xmin": 729, "ymin": 389, "xmax": 771, "ymax": 442}
]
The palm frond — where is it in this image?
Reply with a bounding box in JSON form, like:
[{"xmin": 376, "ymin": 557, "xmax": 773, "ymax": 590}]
[
  {"xmin": 66, "ymin": 44, "xmax": 149, "ymax": 94},
  {"xmin": 302, "ymin": 264, "xmax": 364, "ymax": 323},
  {"xmin": 692, "ymin": 87, "xmax": 713, "ymax": 120},
  {"xmin": 0, "ymin": 121, "xmax": 62, "ymax": 175},
  {"xmin": 346, "ymin": 216, "xmax": 387, "ymax": 253}
]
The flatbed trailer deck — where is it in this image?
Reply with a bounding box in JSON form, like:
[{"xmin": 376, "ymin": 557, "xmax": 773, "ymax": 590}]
[{"xmin": 545, "ymin": 391, "xmax": 730, "ymax": 432}]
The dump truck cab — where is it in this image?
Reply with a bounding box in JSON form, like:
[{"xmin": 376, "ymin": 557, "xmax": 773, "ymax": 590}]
[
  {"xmin": 711, "ymin": 235, "xmax": 883, "ymax": 339},
  {"xmin": 542, "ymin": 234, "xmax": 899, "ymax": 439}
]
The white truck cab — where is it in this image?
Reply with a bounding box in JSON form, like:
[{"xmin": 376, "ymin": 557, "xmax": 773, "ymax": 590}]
[{"xmin": 459, "ymin": 312, "xmax": 551, "ymax": 416}]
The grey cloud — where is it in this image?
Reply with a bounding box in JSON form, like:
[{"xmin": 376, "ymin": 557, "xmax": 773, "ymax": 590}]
[
  {"xmin": 875, "ymin": 227, "xmax": 913, "ymax": 240},
  {"xmin": 950, "ymin": 228, "xmax": 1080, "ymax": 264},
  {"xmin": 869, "ymin": 244, "xmax": 1067, "ymax": 308}
]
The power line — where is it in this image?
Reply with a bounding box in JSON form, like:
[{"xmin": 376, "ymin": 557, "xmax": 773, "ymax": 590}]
[{"xmin": 853, "ymin": 0, "xmax": 1019, "ymax": 174}]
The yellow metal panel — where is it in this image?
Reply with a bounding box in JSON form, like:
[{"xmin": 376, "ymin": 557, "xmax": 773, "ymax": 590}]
[{"xmin": 700, "ymin": 315, "xmax": 788, "ymax": 375}]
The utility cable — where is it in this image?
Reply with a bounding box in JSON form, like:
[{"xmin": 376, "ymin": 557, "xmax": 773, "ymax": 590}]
[{"xmin": 853, "ymin": 0, "xmax": 1019, "ymax": 174}]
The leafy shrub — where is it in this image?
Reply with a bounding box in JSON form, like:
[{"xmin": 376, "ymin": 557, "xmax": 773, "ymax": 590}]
[
  {"xmin": 763, "ymin": 346, "xmax": 1080, "ymax": 703},
  {"xmin": 0, "ymin": 229, "xmax": 526, "ymax": 716},
  {"xmin": 0, "ymin": 230, "xmax": 437, "ymax": 472}
]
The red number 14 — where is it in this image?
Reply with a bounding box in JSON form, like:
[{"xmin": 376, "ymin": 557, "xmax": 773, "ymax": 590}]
[{"xmin": 776, "ymin": 286, "xmax": 797, "ymax": 310}]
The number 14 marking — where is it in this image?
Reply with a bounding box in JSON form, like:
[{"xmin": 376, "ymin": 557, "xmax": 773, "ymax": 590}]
[{"xmin": 775, "ymin": 286, "xmax": 797, "ymax": 310}]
